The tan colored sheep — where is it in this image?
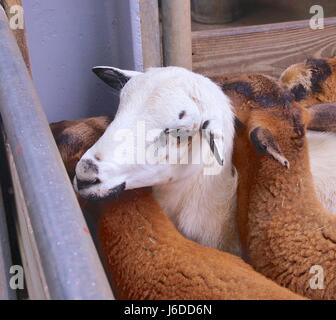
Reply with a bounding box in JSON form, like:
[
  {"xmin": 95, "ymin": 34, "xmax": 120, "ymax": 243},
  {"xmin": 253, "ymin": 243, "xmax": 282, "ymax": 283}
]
[
  {"xmin": 279, "ymin": 57, "xmax": 336, "ymax": 213},
  {"xmin": 224, "ymin": 74, "xmax": 336, "ymax": 299},
  {"xmin": 97, "ymin": 188, "xmax": 302, "ymax": 300}
]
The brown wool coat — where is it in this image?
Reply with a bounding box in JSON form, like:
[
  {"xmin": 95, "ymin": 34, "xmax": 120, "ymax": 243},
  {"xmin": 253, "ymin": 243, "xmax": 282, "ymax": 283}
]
[{"xmin": 222, "ymin": 74, "xmax": 336, "ymax": 300}]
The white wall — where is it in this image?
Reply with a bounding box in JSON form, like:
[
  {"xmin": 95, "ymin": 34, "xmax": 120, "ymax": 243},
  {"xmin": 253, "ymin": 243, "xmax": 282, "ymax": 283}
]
[{"xmin": 23, "ymin": 0, "xmax": 143, "ymax": 122}]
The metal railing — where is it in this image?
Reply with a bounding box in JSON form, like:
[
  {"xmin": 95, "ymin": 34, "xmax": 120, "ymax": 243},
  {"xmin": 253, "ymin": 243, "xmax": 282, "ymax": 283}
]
[
  {"xmin": 0, "ymin": 7, "xmax": 114, "ymax": 300},
  {"xmin": 0, "ymin": 183, "xmax": 15, "ymax": 300}
]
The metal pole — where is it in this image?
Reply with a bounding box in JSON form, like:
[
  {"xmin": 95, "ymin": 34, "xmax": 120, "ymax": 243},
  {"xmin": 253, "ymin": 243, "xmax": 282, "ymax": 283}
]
[
  {"xmin": 161, "ymin": 0, "xmax": 193, "ymax": 69},
  {"xmin": 0, "ymin": 7, "xmax": 114, "ymax": 300},
  {"xmin": 0, "ymin": 183, "xmax": 16, "ymax": 300},
  {"xmin": 139, "ymin": 0, "xmax": 162, "ymax": 68}
]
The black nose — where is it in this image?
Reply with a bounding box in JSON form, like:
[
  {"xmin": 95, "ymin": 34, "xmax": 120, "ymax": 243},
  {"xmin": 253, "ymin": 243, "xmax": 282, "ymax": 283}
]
[
  {"xmin": 76, "ymin": 177, "xmax": 101, "ymax": 191},
  {"xmin": 81, "ymin": 159, "xmax": 99, "ymax": 174}
]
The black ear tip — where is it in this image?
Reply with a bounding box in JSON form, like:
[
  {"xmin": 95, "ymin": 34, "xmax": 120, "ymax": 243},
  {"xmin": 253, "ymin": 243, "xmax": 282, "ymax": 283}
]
[
  {"xmin": 91, "ymin": 66, "xmax": 130, "ymax": 93},
  {"xmin": 92, "ymin": 67, "xmax": 105, "ymax": 77}
]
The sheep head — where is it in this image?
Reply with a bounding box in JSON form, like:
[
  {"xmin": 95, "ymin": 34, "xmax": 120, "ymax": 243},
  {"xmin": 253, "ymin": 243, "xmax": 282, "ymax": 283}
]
[
  {"xmin": 280, "ymin": 57, "xmax": 336, "ymax": 105},
  {"xmin": 224, "ymin": 74, "xmax": 336, "ymax": 169},
  {"xmin": 74, "ymin": 66, "xmax": 235, "ymax": 201},
  {"xmin": 246, "ymin": 103, "xmax": 336, "ymax": 170}
]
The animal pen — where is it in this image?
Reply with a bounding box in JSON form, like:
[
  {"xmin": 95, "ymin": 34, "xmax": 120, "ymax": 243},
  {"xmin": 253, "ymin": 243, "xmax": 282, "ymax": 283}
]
[{"xmin": 0, "ymin": 0, "xmax": 336, "ymax": 301}]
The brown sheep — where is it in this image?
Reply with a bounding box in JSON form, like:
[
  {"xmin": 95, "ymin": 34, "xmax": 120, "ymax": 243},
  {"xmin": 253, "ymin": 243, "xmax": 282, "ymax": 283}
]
[
  {"xmin": 97, "ymin": 188, "xmax": 303, "ymax": 300},
  {"xmin": 224, "ymin": 74, "xmax": 336, "ymax": 299},
  {"xmin": 279, "ymin": 57, "xmax": 336, "ymax": 213},
  {"xmin": 280, "ymin": 57, "xmax": 336, "ymax": 106},
  {"xmin": 51, "ymin": 120, "xmax": 303, "ymax": 300}
]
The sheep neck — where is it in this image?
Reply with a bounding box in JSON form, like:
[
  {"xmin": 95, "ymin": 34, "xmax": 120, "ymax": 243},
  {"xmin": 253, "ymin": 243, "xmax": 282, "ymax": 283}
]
[
  {"xmin": 152, "ymin": 160, "xmax": 240, "ymax": 255},
  {"xmin": 251, "ymin": 139, "xmax": 318, "ymax": 217},
  {"xmin": 236, "ymin": 132, "xmax": 327, "ymax": 256}
]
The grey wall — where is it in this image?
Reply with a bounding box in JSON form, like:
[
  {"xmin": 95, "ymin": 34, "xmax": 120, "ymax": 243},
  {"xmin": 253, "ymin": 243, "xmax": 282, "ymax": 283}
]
[{"xmin": 23, "ymin": 0, "xmax": 143, "ymax": 122}]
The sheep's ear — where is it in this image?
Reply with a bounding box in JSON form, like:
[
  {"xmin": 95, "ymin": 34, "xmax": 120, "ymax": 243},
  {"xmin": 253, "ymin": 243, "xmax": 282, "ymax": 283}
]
[
  {"xmin": 203, "ymin": 130, "xmax": 224, "ymax": 166},
  {"xmin": 249, "ymin": 127, "xmax": 290, "ymax": 168},
  {"xmin": 200, "ymin": 121, "xmax": 225, "ymax": 166},
  {"xmin": 307, "ymin": 103, "xmax": 336, "ymax": 132},
  {"xmin": 92, "ymin": 66, "xmax": 142, "ymax": 95}
]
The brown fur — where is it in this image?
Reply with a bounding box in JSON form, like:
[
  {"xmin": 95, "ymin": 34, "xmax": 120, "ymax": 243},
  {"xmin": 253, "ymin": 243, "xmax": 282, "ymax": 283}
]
[
  {"xmin": 280, "ymin": 57, "xmax": 336, "ymax": 106},
  {"xmin": 51, "ymin": 115, "xmax": 302, "ymax": 300},
  {"xmin": 50, "ymin": 116, "xmax": 112, "ymax": 179},
  {"xmin": 228, "ymin": 74, "xmax": 336, "ymax": 300},
  {"xmin": 96, "ymin": 189, "xmax": 301, "ymax": 300},
  {"xmin": 308, "ymin": 103, "xmax": 336, "ymax": 133}
]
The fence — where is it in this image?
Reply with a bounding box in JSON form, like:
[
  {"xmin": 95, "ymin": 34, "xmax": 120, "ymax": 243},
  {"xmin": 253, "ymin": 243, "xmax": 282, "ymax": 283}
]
[{"xmin": 0, "ymin": 7, "xmax": 114, "ymax": 300}]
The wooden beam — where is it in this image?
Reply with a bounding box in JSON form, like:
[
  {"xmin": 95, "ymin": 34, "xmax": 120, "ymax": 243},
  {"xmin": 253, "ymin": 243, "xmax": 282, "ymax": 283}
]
[
  {"xmin": 2, "ymin": 0, "xmax": 31, "ymax": 74},
  {"xmin": 192, "ymin": 18, "xmax": 336, "ymax": 78},
  {"xmin": 161, "ymin": 0, "xmax": 192, "ymax": 69},
  {"xmin": 139, "ymin": 0, "xmax": 162, "ymax": 69}
]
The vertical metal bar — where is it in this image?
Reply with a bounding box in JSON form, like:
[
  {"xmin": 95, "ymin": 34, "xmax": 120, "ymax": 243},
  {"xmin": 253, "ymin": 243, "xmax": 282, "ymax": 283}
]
[
  {"xmin": 0, "ymin": 7, "xmax": 114, "ymax": 300},
  {"xmin": 161, "ymin": 0, "xmax": 192, "ymax": 69},
  {"xmin": 139, "ymin": 0, "xmax": 162, "ymax": 68},
  {"xmin": 0, "ymin": 183, "xmax": 16, "ymax": 300},
  {"xmin": 4, "ymin": 139, "xmax": 50, "ymax": 299}
]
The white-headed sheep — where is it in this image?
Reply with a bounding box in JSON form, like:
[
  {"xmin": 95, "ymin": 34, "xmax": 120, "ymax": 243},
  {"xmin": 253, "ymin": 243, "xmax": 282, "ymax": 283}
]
[{"xmin": 72, "ymin": 66, "xmax": 241, "ymax": 256}]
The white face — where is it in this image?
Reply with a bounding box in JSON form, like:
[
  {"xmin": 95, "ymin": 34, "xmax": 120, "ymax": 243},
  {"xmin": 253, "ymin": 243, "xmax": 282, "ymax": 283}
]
[{"xmin": 74, "ymin": 66, "xmax": 234, "ymax": 200}]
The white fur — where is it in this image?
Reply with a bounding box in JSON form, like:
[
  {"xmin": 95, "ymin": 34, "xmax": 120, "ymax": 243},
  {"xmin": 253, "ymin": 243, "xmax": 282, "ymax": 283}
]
[
  {"xmin": 75, "ymin": 67, "xmax": 240, "ymax": 254},
  {"xmin": 154, "ymin": 165, "xmax": 240, "ymax": 254},
  {"xmin": 308, "ymin": 131, "xmax": 336, "ymax": 214}
]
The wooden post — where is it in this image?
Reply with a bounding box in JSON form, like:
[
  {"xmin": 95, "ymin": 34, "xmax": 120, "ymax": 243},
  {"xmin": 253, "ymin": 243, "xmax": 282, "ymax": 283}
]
[
  {"xmin": 161, "ymin": 0, "xmax": 193, "ymax": 69},
  {"xmin": 139, "ymin": 0, "xmax": 162, "ymax": 69},
  {"xmin": 1, "ymin": 0, "xmax": 31, "ymax": 74}
]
